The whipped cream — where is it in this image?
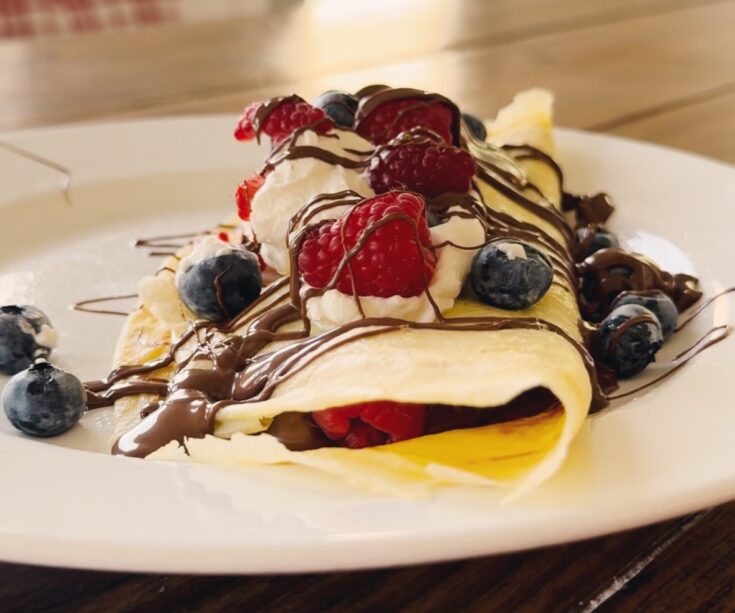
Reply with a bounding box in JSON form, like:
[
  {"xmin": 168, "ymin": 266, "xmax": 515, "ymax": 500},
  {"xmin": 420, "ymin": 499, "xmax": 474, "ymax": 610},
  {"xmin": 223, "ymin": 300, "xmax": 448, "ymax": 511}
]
[
  {"xmin": 175, "ymin": 235, "xmax": 236, "ymax": 286},
  {"xmin": 303, "ymin": 205, "xmax": 486, "ymax": 328},
  {"xmin": 249, "ymin": 128, "xmax": 375, "ymax": 274},
  {"xmin": 17, "ymin": 318, "xmax": 58, "ymax": 352},
  {"xmin": 34, "ymin": 324, "xmax": 58, "ymax": 350},
  {"xmin": 496, "ymin": 241, "xmax": 528, "ymax": 260}
]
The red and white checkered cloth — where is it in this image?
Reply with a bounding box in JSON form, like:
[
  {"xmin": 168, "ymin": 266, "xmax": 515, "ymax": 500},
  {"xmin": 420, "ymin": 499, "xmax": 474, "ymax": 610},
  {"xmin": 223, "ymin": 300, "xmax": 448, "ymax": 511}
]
[{"xmin": 0, "ymin": 0, "xmax": 177, "ymax": 38}]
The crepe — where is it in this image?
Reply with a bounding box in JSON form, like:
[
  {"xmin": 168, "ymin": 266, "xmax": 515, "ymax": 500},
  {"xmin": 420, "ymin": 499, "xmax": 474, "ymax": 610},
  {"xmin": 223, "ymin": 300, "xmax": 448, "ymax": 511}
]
[{"xmin": 110, "ymin": 89, "xmax": 592, "ymax": 497}]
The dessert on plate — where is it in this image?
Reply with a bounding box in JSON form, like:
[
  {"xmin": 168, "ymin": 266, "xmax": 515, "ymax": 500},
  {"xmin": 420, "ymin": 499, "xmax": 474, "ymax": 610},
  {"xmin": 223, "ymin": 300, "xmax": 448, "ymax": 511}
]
[{"xmin": 6, "ymin": 84, "xmax": 711, "ymax": 497}]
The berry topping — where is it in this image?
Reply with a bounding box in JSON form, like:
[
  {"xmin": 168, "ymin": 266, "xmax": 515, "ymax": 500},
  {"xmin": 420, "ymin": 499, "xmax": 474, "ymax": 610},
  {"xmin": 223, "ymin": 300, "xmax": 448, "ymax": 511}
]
[
  {"xmin": 357, "ymin": 98, "xmax": 455, "ymax": 145},
  {"xmin": 0, "ymin": 305, "xmax": 57, "ymax": 375},
  {"xmin": 597, "ymin": 304, "xmax": 663, "ymax": 378},
  {"xmin": 611, "ymin": 290, "xmax": 678, "ymax": 341},
  {"xmin": 470, "ymin": 240, "xmax": 554, "ymax": 310},
  {"xmin": 234, "ymin": 102, "xmax": 260, "ymax": 141},
  {"xmin": 462, "ymin": 112, "xmax": 487, "ymax": 141},
  {"xmin": 368, "ymin": 138, "xmax": 476, "ymax": 198},
  {"xmin": 575, "ymin": 225, "xmax": 620, "ymax": 260},
  {"xmin": 235, "ymin": 174, "xmax": 265, "ymax": 221},
  {"xmin": 2, "ymin": 362, "xmax": 86, "ymax": 437},
  {"xmin": 234, "ymin": 97, "xmax": 332, "ymax": 146},
  {"xmin": 177, "ymin": 240, "xmax": 262, "ymax": 322},
  {"xmin": 314, "ymin": 90, "xmax": 358, "ymax": 128},
  {"xmin": 313, "ymin": 401, "xmax": 426, "ymax": 449},
  {"xmin": 297, "ymin": 192, "xmax": 436, "ymax": 298}
]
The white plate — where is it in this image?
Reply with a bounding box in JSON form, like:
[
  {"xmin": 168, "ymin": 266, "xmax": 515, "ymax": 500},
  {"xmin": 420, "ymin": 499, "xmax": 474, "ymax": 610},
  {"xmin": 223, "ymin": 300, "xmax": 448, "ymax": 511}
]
[{"xmin": 0, "ymin": 117, "xmax": 733, "ymax": 574}]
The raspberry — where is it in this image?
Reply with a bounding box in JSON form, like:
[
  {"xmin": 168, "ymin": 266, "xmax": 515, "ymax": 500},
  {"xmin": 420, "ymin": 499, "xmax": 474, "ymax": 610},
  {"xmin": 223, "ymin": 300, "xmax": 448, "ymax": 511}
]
[
  {"xmin": 313, "ymin": 401, "xmax": 426, "ymax": 449},
  {"xmin": 233, "ymin": 102, "xmax": 259, "ymax": 141},
  {"xmin": 297, "ymin": 192, "xmax": 436, "ymax": 298},
  {"xmin": 357, "ymin": 98, "xmax": 455, "ymax": 145},
  {"xmin": 217, "ymin": 231, "xmax": 229, "ymax": 242},
  {"xmin": 369, "ymin": 140, "xmax": 476, "ymax": 198},
  {"xmin": 234, "ymin": 97, "xmax": 332, "ymax": 146},
  {"xmin": 235, "ymin": 174, "xmax": 265, "ymax": 221}
]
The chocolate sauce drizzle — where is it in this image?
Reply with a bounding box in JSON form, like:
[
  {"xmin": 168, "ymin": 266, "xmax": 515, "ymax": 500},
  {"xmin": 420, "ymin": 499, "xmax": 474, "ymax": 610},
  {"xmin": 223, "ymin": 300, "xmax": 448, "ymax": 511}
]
[
  {"xmin": 577, "ymin": 248, "xmax": 702, "ymax": 321},
  {"xmin": 134, "ymin": 232, "xmax": 201, "ymax": 249},
  {"xmin": 134, "ymin": 227, "xmax": 236, "ymax": 258},
  {"xmin": 607, "ymin": 325, "xmax": 730, "ymax": 401},
  {"xmin": 0, "ymin": 139, "xmax": 73, "ymax": 206},
  {"xmin": 72, "ymin": 294, "xmax": 137, "ymax": 317},
  {"xmin": 85, "ymin": 85, "xmax": 727, "ymax": 461},
  {"xmin": 677, "ymin": 287, "xmax": 735, "ymax": 331},
  {"xmin": 562, "ymin": 192, "xmax": 615, "ymax": 226}
]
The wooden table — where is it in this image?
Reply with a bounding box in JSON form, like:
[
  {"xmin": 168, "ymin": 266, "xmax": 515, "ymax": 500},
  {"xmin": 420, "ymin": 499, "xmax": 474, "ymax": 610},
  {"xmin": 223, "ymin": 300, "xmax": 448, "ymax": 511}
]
[{"xmin": 1, "ymin": 1, "xmax": 734, "ymax": 610}]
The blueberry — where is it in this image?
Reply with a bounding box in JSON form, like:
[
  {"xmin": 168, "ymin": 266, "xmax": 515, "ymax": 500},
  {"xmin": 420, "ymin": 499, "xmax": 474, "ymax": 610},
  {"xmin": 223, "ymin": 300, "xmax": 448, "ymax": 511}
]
[
  {"xmin": 575, "ymin": 225, "xmax": 620, "ymax": 259},
  {"xmin": 470, "ymin": 240, "xmax": 554, "ymax": 310},
  {"xmin": 177, "ymin": 248, "xmax": 262, "ymax": 322},
  {"xmin": 611, "ymin": 290, "xmax": 678, "ymax": 340},
  {"xmin": 314, "ymin": 91, "xmax": 359, "ymax": 128},
  {"xmin": 598, "ymin": 304, "xmax": 663, "ymax": 378},
  {"xmin": 426, "ymin": 210, "xmax": 443, "ymax": 227},
  {"xmin": 462, "ymin": 112, "xmax": 487, "ymax": 141},
  {"xmin": 2, "ymin": 362, "xmax": 86, "ymax": 437},
  {"xmin": 0, "ymin": 305, "xmax": 57, "ymax": 375}
]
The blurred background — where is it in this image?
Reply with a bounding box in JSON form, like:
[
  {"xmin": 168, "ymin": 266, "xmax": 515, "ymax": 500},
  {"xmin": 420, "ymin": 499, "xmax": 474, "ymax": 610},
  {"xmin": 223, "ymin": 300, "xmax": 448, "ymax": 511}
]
[{"xmin": 0, "ymin": 0, "xmax": 733, "ymax": 165}]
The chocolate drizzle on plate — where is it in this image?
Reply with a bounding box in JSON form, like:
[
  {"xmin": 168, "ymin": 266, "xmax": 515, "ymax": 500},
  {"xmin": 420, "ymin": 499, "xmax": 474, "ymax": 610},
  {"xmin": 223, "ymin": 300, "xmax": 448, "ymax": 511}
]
[
  {"xmin": 72, "ymin": 294, "xmax": 137, "ymax": 317},
  {"xmin": 0, "ymin": 138, "xmax": 73, "ymax": 206},
  {"xmin": 134, "ymin": 226, "xmax": 237, "ymax": 257},
  {"xmin": 607, "ymin": 325, "xmax": 729, "ymax": 401},
  {"xmin": 82, "ymin": 85, "xmax": 730, "ymax": 460}
]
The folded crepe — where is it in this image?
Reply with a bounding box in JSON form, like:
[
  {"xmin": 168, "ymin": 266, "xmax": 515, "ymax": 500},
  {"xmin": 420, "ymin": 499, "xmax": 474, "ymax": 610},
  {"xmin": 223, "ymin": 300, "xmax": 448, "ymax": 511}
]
[{"xmin": 105, "ymin": 89, "xmax": 596, "ymax": 497}]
